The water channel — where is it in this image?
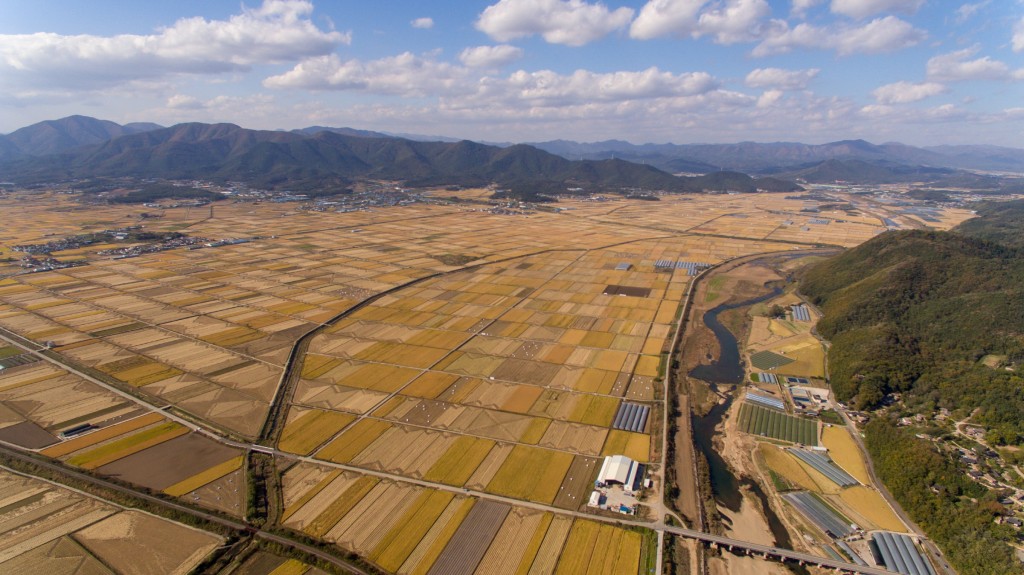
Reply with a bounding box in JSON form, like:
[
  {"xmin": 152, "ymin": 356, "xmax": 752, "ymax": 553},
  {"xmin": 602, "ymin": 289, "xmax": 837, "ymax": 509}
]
[{"xmin": 688, "ymin": 282, "xmax": 794, "ymax": 549}]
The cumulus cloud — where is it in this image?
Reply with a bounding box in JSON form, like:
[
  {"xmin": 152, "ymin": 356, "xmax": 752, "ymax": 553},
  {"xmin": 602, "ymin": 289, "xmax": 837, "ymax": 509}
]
[
  {"xmin": 697, "ymin": 0, "xmax": 772, "ymax": 44},
  {"xmin": 494, "ymin": 67, "xmax": 718, "ymax": 105},
  {"xmin": 476, "ymin": 0, "xmax": 634, "ymax": 46},
  {"xmin": 166, "ymin": 94, "xmax": 204, "ymax": 109},
  {"xmin": 830, "ymin": 0, "xmax": 924, "ymax": 19},
  {"xmin": 872, "ymin": 81, "xmax": 946, "ymax": 104},
  {"xmin": 629, "ymin": 0, "xmax": 771, "ymax": 43},
  {"xmin": 926, "ymin": 47, "xmax": 1024, "ymax": 82},
  {"xmin": 1014, "ymin": 17, "xmax": 1024, "ymax": 52},
  {"xmin": 411, "ymin": 17, "xmax": 434, "ymax": 29},
  {"xmin": 459, "ymin": 45, "xmax": 524, "ymax": 67},
  {"xmin": 745, "ymin": 67, "xmax": 819, "ymax": 90},
  {"xmin": 629, "ymin": 0, "xmax": 706, "ymax": 40},
  {"xmin": 264, "ymin": 52, "xmax": 468, "ymax": 96},
  {"xmin": 791, "ymin": 0, "xmax": 824, "ymax": 16},
  {"xmin": 757, "ymin": 89, "xmax": 784, "ymax": 108},
  {"xmin": 0, "ymin": 0, "xmax": 347, "ymax": 95},
  {"xmin": 954, "ymin": 1, "xmax": 988, "ymax": 23},
  {"xmin": 266, "ymin": 50, "xmax": 720, "ymax": 115},
  {"xmin": 753, "ymin": 15, "xmax": 925, "ymax": 56}
]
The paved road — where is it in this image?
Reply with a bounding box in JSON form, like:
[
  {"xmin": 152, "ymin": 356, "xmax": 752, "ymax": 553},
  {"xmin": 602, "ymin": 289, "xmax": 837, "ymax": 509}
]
[{"xmin": 0, "ymin": 261, "xmax": 899, "ymax": 575}]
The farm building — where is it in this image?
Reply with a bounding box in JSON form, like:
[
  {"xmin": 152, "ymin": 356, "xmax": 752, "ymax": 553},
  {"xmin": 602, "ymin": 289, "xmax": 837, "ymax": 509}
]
[{"xmin": 597, "ymin": 455, "xmax": 642, "ymax": 491}]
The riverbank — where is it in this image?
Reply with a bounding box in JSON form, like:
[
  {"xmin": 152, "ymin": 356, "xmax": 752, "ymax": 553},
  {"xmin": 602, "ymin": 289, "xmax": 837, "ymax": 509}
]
[{"xmin": 676, "ymin": 251, "xmax": 837, "ymax": 575}]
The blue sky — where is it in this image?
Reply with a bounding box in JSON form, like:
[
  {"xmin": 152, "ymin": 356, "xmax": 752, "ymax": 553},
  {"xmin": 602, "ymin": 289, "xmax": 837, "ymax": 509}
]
[{"xmin": 1, "ymin": 0, "xmax": 1022, "ymax": 146}]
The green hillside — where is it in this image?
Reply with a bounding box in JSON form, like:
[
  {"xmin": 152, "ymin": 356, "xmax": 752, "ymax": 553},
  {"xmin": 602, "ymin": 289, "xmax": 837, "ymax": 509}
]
[{"xmin": 799, "ymin": 199, "xmax": 1024, "ymax": 575}]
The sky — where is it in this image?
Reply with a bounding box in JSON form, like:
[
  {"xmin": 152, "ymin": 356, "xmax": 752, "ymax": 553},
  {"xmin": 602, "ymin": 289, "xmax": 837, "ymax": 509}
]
[{"xmin": 1, "ymin": 0, "xmax": 1022, "ymax": 146}]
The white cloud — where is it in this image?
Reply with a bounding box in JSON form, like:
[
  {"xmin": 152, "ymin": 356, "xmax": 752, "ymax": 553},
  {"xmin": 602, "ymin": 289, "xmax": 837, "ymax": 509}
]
[
  {"xmin": 629, "ymin": 0, "xmax": 771, "ymax": 43},
  {"xmin": 267, "ymin": 52, "xmax": 721, "ymax": 121},
  {"xmin": 0, "ymin": 0, "xmax": 347, "ymax": 95},
  {"xmin": 459, "ymin": 45, "xmax": 524, "ymax": 67},
  {"xmin": 629, "ymin": 0, "xmax": 706, "ymax": 40},
  {"xmin": 495, "ymin": 67, "xmax": 718, "ymax": 104},
  {"xmin": 926, "ymin": 47, "xmax": 1024, "ymax": 82},
  {"xmin": 830, "ymin": 0, "xmax": 924, "ymax": 19},
  {"xmin": 753, "ymin": 15, "xmax": 925, "ymax": 56},
  {"xmin": 745, "ymin": 67, "xmax": 819, "ymax": 90},
  {"xmin": 872, "ymin": 81, "xmax": 946, "ymax": 104},
  {"xmin": 954, "ymin": 2, "xmax": 988, "ymax": 23},
  {"xmin": 757, "ymin": 89, "xmax": 784, "ymax": 108},
  {"xmin": 411, "ymin": 17, "xmax": 434, "ymax": 29},
  {"xmin": 1013, "ymin": 17, "xmax": 1024, "ymax": 52},
  {"xmin": 264, "ymin": 52, "xmax": 468, "ymax": 96},
  {"xmin": 166, "ymin": 94, "xmax": 204, "ymax": 109},
  {"xmin": 476, "ymin": 0, "xmax": 634, "ymax": 46},
  {"xmin": 697, "ymin": 0, "xmax": 772, "ymax": 44},
  {"xmin": 791, "ymin": 0, "xmax": 824, "ymax": 16}
]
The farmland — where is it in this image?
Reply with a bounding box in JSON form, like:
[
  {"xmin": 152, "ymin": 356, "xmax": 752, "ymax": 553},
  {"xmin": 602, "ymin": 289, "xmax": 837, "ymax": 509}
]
[
  {"xmin": 0, "ymin": 187, "xmax": 967, "ymax": 574},
  {"xmin": 0, "ymin": 468, "xmax": 221, "ymax": 573},
  {"xmin": 737, "ymin": 402, "xmax": 818, "ymax": 446}
]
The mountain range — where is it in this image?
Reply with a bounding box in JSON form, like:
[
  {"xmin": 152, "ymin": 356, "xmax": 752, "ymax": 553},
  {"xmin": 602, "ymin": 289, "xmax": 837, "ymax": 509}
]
[
  {"xmin": 0, "ymin": 116, "xmax": 799, "ymax": 195},
  {"xmin": 1, "ymin": 116, "xmax": 1021, "ymax": 194},
  {"xmin": 527, "ymin": 138, "xmax": 1024, "ymax": 174}
]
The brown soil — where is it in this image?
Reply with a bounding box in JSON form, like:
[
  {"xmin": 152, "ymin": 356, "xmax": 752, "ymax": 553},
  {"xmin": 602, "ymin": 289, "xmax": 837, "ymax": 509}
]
[
  {"xmin": 0, "ymin": 421, "xmax": 58, "ymax": 449},
  {"xmin": 95, "ymin": 433, "xmax": 240, "ymax": 491},
  {"xmin": 426, "ymin": 500, "xmax": 510, "ymax": 575},
  {"xmin": 552, "ymin": 455, "xmax": 601, "ymax": 510}
]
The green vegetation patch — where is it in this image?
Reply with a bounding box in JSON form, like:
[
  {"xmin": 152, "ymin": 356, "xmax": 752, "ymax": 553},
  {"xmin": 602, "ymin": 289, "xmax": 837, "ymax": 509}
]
[
  {"xmin": 0, "ymin": 346, "xmax": 21, "ymax": 359},
  {"xmin": 737, "ymin": 402, "xmax": 817, "ymax": 446},
  {"xmin": 749, "ymin": 350, "xmax": 794, "ymax": 371}
]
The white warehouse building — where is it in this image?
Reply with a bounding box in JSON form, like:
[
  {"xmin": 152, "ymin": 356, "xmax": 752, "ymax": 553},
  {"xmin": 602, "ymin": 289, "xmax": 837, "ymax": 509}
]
[{"xmin": 597, "ymin": 455, "xmax": 642, "ymax": 491}]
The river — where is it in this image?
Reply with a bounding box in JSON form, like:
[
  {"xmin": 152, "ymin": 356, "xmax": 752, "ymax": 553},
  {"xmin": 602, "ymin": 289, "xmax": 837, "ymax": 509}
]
[{"xmin": 688, "ymin": 282, "xmax": 794, "ymax": 550}]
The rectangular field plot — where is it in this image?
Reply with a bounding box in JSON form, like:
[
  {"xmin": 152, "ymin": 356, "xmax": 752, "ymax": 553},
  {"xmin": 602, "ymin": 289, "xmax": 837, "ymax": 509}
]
[
  {"xmin": 783, "ymin": 491, "xmax": 856, "ymax": 538},
  {"xmin": 737, "ymin": 402, "xmax": 818, "ymax": 446},
  {"xmin": 0, "ymin": 468, "xmax": 221, "ymax": 573},
  {"xmin": 553, "ymin": 520, "xmax": 643, "ymax": 575},
  {"xmin": 486, "ymin": 445, "xmax": 574, "ymax": 504},
  {"xmin": 426, "ymin": 500, "xmax": 510, "ymax": 575}
]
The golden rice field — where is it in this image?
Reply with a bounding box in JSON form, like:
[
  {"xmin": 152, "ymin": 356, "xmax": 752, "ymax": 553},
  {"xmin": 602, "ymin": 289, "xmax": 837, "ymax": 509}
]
[
  {"xmin": 163, "ymin": 455, "xmax": 245, "ymax": 497},
  {"xmin": 66, "ymin": 421, "xmax": 189, "ymax": 469},
  {"xmin": 487, "ymin": 445, "xmax": 574, "ymax": 504},
  {"xmin": 821, "ymin": 425, "xmax": 871, "ymax": 484},
  {"xmin": 278, "ymin": 408, "xmax": 356, "ymax": 455},
  {"xmin": 0, "ymin": 190, "xmax": 968, "ymax": 574}
]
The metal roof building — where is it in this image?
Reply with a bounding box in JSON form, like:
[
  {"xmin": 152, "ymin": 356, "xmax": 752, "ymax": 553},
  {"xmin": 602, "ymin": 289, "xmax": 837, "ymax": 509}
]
[{"xmin": 597, "ymin": 455, "xmax": 641, "ymax": 490}]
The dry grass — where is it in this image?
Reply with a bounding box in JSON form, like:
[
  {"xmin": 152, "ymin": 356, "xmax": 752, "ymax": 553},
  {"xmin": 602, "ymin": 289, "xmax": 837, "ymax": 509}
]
[
  {"xmin": 305, "ymin": 476, "xmax": 379, "ymax": 538},
  {"xmin": 554, "ymin": 520, "xmax": 600, "ymax": 575},
  {"xmin": 281, "ymin": 470, "xmax": 342, "ymax": 524},
  {"xmin": 278, "ymin": 409, "xmax": 355, "ymax": 455},
  {"xmin": 370, "ymin": 489, "xmax": 455, "ymax": 572},
  {"xmin": 41, "ymin": 412, "xmax": 164, "ymax": 458},
  {"xmin": 487, "ymin": 445, "xmax": 573, "ymax": 504},
  {"xmin": 601, "ymin": 430, "xmax": 650, "ymax": 463},
  {"xmin": 403, "ymin": 498, "xmax": 475, "ymax": 575},
  {"xmin": 837, "ymin": 486, "xmax": 907, "ymax": 532},
  {"xmin": 163, "ymin": 455, "xmax": 244, "ymax": 497},
  {"xmin": 569, "ymin": 395, "xmax": 620, "ymax": 427},
  {"xmin": 759, "ymin": 444, "xmax": 822, "ymax": 492},
  {"xmin": 315, "ymin": 418, "xmax": 391, "ymax": 463},
  {"xmin": 67, "ymin": 423, "xmax": 189, "ymax": 469},
  {"xmin": 423, "ymin": 436, "xmax": 494, "ymax": 486},
  {"xmin": 519, "ymin": 418, "xmax": 551, "ymax": 445},
  {"xmin": 821, "ymin": 426, "xmax": 870, "ymax": 484},
  {"xmin": 402, "ymin": 372, "xmax": 458, "ymax": 399}
]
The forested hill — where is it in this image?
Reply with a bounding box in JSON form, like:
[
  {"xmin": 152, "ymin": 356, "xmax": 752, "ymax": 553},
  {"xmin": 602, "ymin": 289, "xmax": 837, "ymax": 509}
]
[
  {"xmin": 801, "ymin": 221, "xmax": 1024, "ymax": 425},
  {"xmin": 799, "ymin": 199, "xmax": 1024, "ymax": 575}
]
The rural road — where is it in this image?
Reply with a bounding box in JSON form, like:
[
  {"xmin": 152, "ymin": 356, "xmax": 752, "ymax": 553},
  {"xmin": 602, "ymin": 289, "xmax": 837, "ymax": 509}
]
[
  {"xmin": 0, "ymin": 245, "xmax": 902, "ymax": 575},
  {"xmin": 0, "ymin": 445, "xmax": 370, "ymax": 575}
]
